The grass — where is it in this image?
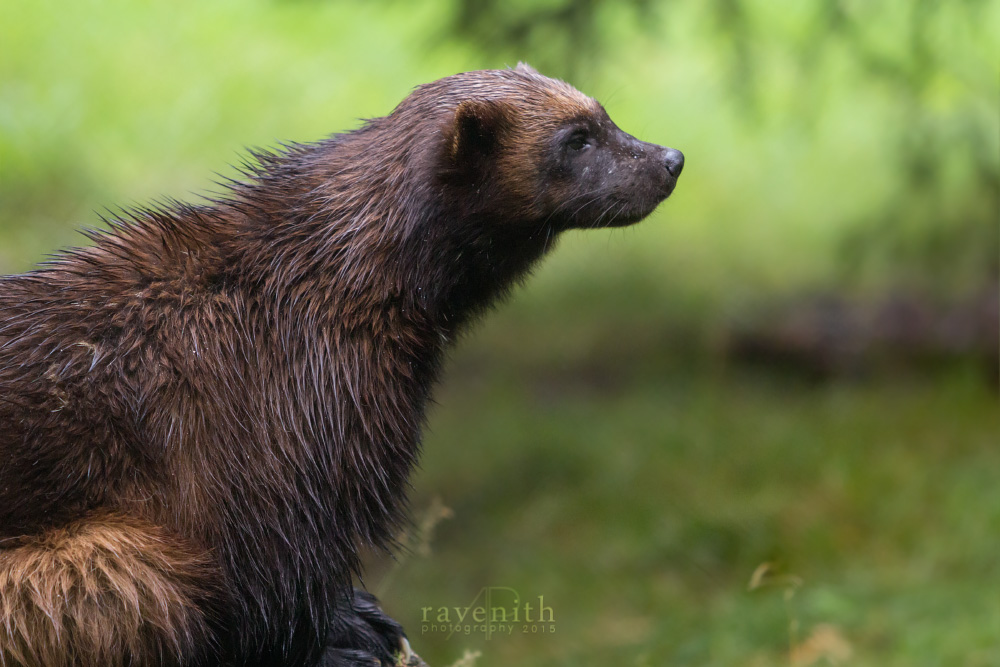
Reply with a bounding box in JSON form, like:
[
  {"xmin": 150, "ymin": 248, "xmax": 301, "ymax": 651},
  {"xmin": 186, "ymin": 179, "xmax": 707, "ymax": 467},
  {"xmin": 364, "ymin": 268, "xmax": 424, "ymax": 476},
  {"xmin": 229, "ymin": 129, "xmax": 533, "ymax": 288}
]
[{"xmin": 373, "ymin": 339, "xmax": 999, "ymax": 665}]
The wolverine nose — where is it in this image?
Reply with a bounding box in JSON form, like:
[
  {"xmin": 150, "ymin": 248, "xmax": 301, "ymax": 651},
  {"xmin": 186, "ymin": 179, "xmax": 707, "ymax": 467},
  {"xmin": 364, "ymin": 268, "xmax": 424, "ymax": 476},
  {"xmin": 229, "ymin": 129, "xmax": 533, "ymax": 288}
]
[{"xmin": 663, "ymin": 148, "xmax": 684, "ymax": 177}]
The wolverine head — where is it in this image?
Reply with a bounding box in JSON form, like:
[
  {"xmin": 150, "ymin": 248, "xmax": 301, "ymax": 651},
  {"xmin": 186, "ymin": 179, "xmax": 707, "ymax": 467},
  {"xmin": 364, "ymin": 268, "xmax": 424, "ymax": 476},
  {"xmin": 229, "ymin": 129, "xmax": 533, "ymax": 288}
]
[{"xmin": 417, "ymin": 63, "xmax": 683, "ymax": 230}]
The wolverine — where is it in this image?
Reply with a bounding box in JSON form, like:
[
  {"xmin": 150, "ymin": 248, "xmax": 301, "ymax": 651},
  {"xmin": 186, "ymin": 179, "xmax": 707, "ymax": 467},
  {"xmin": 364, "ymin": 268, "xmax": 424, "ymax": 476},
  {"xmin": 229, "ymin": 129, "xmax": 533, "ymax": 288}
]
[{"xmin": 0, "ymin": 64, "xmax": 683, "ymax": 666}]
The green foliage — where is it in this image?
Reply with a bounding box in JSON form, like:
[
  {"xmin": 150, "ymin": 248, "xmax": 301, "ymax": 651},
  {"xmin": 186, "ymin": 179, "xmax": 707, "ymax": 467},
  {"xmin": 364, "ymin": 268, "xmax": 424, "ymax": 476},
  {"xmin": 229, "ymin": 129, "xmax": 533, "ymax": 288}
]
[{"xmin": 390, "ymin": 361, "xmax": 1000, "ymax": 666}]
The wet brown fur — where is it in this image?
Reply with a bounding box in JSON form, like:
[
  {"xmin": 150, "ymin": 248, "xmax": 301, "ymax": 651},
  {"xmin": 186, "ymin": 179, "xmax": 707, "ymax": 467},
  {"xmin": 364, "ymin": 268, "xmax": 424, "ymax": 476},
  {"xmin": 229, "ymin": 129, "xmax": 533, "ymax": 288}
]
[{"xmin": 0, "ymin": 65, "xmax": 679, "ymax": 666}]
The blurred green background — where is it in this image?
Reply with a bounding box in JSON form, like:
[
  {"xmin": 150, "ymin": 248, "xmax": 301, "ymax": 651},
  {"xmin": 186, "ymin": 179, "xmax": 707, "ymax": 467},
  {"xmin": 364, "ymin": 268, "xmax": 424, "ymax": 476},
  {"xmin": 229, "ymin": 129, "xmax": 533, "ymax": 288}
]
[{"xmin": 1, "ymin": 1, "xmax": 997, "ymax": 665}]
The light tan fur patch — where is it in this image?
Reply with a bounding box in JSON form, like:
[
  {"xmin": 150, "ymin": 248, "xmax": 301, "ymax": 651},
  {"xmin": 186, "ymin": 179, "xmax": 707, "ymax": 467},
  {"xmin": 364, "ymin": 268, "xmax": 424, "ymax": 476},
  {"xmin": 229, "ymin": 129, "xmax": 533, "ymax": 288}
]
[{"xmin": 0, "ymin": 514, "xmax": 217, "ymax": 667}]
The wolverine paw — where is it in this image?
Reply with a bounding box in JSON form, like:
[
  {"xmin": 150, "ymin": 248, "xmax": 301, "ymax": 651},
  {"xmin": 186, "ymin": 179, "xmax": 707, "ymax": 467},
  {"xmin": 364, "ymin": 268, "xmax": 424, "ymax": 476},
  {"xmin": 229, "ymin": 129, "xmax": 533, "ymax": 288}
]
[{"xmin": 321, "ymin": 589, "xmax": 427, "ymax": 666}]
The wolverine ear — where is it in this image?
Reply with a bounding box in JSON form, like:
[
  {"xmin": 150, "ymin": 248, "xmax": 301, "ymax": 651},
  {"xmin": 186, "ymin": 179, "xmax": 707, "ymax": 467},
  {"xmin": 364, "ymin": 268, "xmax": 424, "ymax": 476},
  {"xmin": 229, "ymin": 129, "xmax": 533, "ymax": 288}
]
[{"xmin": 445, "ymin": 99, "xmax": 512, "ymax": 170}]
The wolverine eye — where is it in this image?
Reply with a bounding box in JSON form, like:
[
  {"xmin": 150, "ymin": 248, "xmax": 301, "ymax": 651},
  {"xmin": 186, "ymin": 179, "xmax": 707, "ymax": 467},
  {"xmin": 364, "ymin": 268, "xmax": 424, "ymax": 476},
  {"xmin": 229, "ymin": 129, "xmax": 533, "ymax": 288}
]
[{"xmin": 566, "ymin": 131, "xmax": 590, "ymax": 151}]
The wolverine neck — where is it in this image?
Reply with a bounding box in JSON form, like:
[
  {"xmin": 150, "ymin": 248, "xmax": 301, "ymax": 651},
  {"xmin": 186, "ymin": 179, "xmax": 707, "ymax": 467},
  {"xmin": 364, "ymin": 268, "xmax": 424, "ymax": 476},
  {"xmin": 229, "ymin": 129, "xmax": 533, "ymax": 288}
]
[{"xmin": 225, "ymin": 136, "xmax": 556, "ymax": 339}]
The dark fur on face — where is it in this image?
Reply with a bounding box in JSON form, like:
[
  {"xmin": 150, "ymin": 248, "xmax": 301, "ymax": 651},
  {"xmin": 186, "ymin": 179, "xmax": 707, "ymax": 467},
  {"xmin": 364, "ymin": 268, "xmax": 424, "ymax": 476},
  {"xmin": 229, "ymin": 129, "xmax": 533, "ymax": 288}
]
[
  {"xmin": 433, "ymin": 64, "xmax": 682, "ymax": 231},
  {"xmin": 0, "ymin": 64, "xmax": 681, "ymax": 666}
]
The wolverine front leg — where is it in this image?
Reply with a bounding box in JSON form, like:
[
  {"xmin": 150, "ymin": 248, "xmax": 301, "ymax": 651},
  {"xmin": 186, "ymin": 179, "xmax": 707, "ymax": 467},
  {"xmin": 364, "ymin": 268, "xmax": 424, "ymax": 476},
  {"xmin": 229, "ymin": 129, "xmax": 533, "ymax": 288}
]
[{"xmin": 320, "ymin": 589, "xmax": 426, "ymax": 666}]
